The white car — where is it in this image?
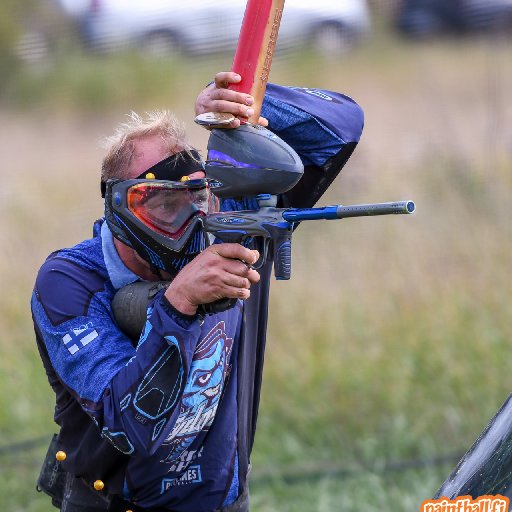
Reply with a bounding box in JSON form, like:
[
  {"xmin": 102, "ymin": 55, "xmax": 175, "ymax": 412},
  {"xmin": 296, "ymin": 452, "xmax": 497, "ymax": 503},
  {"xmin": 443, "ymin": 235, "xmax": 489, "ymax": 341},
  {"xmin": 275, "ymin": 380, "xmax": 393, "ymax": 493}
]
[{"xmin": 57, "ymin": 0, "xmax": 371, "ymax": 56}]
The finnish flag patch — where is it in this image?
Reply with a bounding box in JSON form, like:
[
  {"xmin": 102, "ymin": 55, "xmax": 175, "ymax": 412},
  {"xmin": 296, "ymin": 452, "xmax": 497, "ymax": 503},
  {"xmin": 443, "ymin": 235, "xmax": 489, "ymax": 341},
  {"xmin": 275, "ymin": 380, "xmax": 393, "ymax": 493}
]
[{"xmin": 62, "ymin": 322, "xmax": 98, "ymax": 355}]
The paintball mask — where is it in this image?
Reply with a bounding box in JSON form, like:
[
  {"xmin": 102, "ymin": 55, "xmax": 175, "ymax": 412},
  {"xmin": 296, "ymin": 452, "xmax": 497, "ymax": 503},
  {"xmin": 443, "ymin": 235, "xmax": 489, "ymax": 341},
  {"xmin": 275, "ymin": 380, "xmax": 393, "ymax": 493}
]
[{"xmin": 103, "ymin": 150, "xmax": 218, "ymax": 276}]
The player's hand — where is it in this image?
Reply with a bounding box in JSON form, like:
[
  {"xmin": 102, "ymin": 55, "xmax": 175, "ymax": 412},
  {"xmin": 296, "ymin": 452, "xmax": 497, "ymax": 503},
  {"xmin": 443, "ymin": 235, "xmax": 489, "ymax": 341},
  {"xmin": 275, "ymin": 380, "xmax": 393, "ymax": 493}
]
[
  {"xmin": 195, "ymin": 71, "xmax": 269, "ymax": 129},
  {"xmin": 165, "ymin": 244, "xmax": 261, "ymax": 315}
]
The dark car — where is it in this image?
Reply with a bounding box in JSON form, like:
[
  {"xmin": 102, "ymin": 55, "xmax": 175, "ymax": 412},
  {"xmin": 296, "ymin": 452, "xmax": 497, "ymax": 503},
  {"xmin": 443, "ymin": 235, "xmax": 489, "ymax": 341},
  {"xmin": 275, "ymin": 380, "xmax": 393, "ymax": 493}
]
[{"xmin": 397, "ymin": 0, "xmax": 512, "ymax": 37}]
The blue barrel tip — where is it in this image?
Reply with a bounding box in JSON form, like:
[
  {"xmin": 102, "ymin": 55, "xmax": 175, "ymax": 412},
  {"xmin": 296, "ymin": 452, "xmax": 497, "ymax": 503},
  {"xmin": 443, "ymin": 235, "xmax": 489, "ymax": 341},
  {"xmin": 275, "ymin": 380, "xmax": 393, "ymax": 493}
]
[{"xmin": 406, "ymin": 201, "xmax": 416, "ymax": 213}]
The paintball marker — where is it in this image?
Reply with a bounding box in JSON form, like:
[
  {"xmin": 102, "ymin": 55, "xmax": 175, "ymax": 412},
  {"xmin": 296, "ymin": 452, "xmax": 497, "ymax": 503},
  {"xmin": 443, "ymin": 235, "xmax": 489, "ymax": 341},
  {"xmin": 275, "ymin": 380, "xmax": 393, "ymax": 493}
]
[
  {"xmin": 198, "ymin": 122, "xmax": 415, "ymax": 314},
  {"xmin": 205, "ymin": 200, "xmax": 414, "ymax": 281},
  {"xmin": 205, "ymin": 123, "xmax": 414, "ymax": 282}
]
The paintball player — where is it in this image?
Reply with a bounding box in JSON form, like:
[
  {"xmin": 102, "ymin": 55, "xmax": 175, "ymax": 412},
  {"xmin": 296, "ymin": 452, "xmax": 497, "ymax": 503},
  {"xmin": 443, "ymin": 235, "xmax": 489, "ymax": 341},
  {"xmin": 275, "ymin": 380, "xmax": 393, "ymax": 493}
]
[{"xmin": 31, "ymin": 71, "xmax": 364, "ymax": 512}]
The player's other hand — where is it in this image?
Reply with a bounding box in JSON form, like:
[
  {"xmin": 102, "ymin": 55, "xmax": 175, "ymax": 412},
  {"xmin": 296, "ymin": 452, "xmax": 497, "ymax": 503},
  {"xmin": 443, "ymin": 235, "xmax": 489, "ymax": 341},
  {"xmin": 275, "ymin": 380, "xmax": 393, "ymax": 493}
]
[{"xmin": 195, "ymin": 71, "xmax": 269, "ymax": 129}]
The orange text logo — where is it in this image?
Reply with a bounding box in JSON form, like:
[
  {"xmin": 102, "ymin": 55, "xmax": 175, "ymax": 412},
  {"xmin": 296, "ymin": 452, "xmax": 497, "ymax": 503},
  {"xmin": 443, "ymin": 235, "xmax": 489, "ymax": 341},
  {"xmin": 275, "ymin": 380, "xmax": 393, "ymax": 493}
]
[{"xmin": 421, "ymin": 496, "xmax": 510, "ymax": 512}]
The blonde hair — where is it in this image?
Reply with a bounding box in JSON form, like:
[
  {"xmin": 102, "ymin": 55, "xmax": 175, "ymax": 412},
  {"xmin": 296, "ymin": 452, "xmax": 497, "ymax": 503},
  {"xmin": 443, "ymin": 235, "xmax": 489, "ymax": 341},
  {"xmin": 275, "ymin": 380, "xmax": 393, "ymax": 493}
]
[{"xmin": 101, "ymin": 110, "xmax": 193, "ymax": 181}]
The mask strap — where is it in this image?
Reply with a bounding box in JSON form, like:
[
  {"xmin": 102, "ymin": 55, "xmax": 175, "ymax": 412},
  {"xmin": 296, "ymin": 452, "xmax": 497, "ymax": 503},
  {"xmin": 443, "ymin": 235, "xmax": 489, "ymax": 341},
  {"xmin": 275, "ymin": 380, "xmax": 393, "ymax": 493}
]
[{"xmin": 101, "ymin": 149, "xmax": 204, "ymax": 198}]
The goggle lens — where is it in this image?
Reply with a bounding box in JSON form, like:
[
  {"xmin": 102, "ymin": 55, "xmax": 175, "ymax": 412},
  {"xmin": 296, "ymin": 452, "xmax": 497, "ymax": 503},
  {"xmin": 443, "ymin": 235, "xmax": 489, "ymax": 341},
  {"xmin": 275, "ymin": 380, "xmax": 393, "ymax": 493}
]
[{"xmin": 126, "ymin": 181, "xmax": 217, "ymax": 239}]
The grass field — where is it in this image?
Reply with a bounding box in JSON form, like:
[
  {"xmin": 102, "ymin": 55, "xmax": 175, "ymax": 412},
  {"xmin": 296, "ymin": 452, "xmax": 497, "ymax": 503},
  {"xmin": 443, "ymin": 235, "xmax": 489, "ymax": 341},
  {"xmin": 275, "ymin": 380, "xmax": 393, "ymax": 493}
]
[{"xmin": 1, "ymin": 26, "xmax": 511, "ymax": 511}]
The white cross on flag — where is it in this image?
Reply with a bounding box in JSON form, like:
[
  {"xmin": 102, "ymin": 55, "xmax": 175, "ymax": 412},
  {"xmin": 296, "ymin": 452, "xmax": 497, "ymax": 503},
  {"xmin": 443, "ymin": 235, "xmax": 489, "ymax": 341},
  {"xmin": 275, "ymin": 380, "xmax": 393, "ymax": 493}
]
[{"xmin": 62, "ymin": 324, "xmax": 98, "ymax": 355}]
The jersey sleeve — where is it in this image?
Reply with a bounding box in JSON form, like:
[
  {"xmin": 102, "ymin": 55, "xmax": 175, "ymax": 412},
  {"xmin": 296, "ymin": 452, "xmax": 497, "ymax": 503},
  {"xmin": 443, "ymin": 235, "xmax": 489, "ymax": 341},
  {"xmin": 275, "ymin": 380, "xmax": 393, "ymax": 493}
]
[
  {"xmin": 262, "ymin": 83, "xmax": 364, "ymax": 208},
  {"xmin": 32, "ymin": 255, "xmax": 202, "ymax": 456}
]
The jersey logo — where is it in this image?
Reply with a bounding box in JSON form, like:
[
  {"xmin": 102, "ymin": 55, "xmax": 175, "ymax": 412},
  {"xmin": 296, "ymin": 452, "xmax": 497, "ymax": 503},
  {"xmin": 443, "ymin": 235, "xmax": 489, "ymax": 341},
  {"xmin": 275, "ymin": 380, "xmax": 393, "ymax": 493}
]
[
  {"xmin": 161, "ymin": 465, "xmax": 202, "ymax": 492},
  {"xmin": 62, "ymin": 322, "xmax": 98, "ymax": 355},
  {"xmin": 162, "ymin": 321, "xmax": 233, "ymax": 464}
]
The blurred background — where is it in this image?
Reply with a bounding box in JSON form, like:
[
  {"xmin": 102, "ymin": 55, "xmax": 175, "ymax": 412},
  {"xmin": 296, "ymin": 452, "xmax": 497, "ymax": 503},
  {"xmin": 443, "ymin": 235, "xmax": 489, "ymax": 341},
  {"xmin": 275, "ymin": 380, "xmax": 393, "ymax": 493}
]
[{"xmin": 1, "ymin": 1, "xmax": 512, "ymax": 510}]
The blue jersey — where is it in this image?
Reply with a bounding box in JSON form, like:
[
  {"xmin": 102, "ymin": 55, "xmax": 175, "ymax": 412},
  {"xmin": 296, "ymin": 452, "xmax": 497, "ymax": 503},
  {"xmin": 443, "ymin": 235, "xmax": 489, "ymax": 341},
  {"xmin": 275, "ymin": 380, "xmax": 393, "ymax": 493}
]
[{"xmin": 32, "ymin": 84, "xmax": 363, "ymax": 511}]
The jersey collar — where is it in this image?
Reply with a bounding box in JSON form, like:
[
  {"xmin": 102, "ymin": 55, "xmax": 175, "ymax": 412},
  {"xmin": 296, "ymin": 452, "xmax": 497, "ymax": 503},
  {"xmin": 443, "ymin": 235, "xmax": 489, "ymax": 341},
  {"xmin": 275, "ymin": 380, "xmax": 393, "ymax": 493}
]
[{"xmin": 101, "ymin": 221, "xmax": 140, "ymax": 290}]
